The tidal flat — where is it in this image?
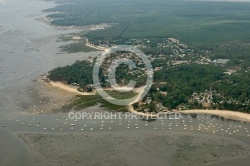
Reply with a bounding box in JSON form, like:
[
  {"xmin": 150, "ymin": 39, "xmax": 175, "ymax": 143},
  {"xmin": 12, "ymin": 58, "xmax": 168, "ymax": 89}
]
[
  {"xmin": 0, "ymin": 0, "xmax": 250, "ymax": 166},
  {"xmin": 18, "ymin": 131, "xmax": 250, "ymax": 166}
]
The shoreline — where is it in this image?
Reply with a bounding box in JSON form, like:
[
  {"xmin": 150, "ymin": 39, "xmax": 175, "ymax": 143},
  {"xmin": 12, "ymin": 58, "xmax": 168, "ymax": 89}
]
[
  {"xmin": 178, "ymin": 109, "xmax": 250, "ymax": 123},
  {"xmin": 44, "ymin": 80, "xmax": 250, "ymax": 123},
  {"xmin": 49, "ymin": 81, "xmax": 95, "ymax": 96},
  {"xmin": 85, "ymin": 39, "xmax": 108, "ymax": 51},
  {"xmin": 128, "ymin": 105, "xmax": 250, "ymax": 123}
]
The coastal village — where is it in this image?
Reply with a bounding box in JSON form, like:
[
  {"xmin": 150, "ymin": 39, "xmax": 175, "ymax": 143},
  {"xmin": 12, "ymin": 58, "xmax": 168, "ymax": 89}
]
[
  {"xmin": 88, "ymin": 37, "xmax": 230, "ymax": 68},
  {"xmin": 39, "ymin": 22, "xmax": 250, "ymax": 115},
  {"xmin": 46, "ymin": 35, "xmax": 250, "ymax": 114},
  {"xmin": 74, "ymin": 37, "xmax": 241, "ymax": 113},
  {"xmin": 2, "ymin": 1, "xmax": 250, "ymax": 166}
]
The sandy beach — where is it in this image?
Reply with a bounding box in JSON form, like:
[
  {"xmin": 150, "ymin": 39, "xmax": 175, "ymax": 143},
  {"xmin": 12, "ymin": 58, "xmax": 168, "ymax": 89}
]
[
  {"xmin": 128, "ymin": 106, "xmax": 250, "ymax": 123},
  {"xmin": 49, "ymin": 81, "xmax": 95, "ymax": 96},
  {"xmin": 1, "ymin": 1, "xmax": 250, "ymax": 166},
  {"xmin": 0, "ymin": 0, "xmax": 100, "ymax": 164},
  {"xmin": 85, "ymin": 39, "xmax": 107, "ymax": 51},
  {"xmin": 179, "ymin": 110, "xmax": 250, "ymax": 123},
  {"xmin": 45, "ymin": 80, "xmax": 250, "ymax": 123}
]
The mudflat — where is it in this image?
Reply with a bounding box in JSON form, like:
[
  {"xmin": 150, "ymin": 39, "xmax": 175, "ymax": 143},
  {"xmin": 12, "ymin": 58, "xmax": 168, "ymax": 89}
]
[{"xmin": 18, "ymin": 131, "xmax": 250, "ymax": 166}]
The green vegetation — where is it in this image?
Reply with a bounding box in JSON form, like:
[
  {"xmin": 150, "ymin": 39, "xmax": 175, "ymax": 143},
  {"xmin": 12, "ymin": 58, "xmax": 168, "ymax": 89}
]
[
  {"xmin": 48, "ymin": 52, "xmax": 147, "ymax": 88},
  {"xmin": 140, "ymin": 47, "xmax": 172, "ymax": 56},
  {"xmin": 56, "ymin": 35, "xmax": 98, "ymax": 53},
  {"xmin": 48, "ymin": 60, "xmax": 94, "ymax": 87},
  {"xmin": 48, "ymin": 52, "xmax": 250, "ymax": 113},
  {"xmin": 59, "ymin": 42, "xmax": 97, "ymax": 53},
  {"xmin": 45, "ymin": 0, "xmax": 250, "ymax": 67},
  {"xmin": 73, "ymin": 90, "xmax": 136, "ymax": 112},
  {"xmin": 46, "ymin": 0, "xmax": 250, "ymax": 42},
  {"xmin": 46, "ymin": 0, "xmax": 250, "ymax": 113},
  {"xmin": 151, "ymin": 64, "xmax": 250, "ymax": 112}
]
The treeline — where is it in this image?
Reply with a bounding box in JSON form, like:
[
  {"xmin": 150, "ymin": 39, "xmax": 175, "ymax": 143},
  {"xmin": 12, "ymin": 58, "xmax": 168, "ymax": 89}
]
[
  {"xmin": 48, "ymin": 60, "xmax": 94, "ymax": 87},
  {"xmin": 153, "ymin": 64, "xmax": 224, "ymax": 109},
  {"xmin": 46, "ymin": 0, "xmax": 250, "ymax": 56},
  {"xmin": 140, "ymin": 47, "xmax": 172, "ymax": 56},
  {"xmin": 150, "ymin": 64, "xmax": 250, "ymax": 112},
  {"xmin": 48, "ymin": 56, "xmax": 147, "ymax": 88},
  {"xmin": 48, "ymin": 59, "xmax": 250, "ymax": 113}
]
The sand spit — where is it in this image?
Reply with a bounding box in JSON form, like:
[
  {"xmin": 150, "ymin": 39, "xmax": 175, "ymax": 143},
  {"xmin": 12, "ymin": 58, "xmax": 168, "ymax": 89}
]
[
  {"xmin": 179, "ymin": 110, "xmax": 250, "ymax": 123},
  {"xmin": 85, "ymin": 39, "xmax": 107, "ymax": 51},
  {"xmin": 49, "ymin": 81, "xmax": 95, "ymax": 96},
  {"xmin": 128, "ymin": 105, "xmax": 250, "ymax": 123},
  {"xmin": 43, "ymin": 80, "xmax": 250, "ymax": 123}
]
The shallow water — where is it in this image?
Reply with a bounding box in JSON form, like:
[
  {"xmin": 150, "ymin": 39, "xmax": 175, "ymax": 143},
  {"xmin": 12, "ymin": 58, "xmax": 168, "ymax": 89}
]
[
  {"xmin": 0, "ymin": 0, "xmax": 77, "ymax": 89},
  {"xmin": 0, "ymin": 130, "xmax": 34, "ymax": 166},
  {"xmin": 0, "ymin": 0, "xmax": 250, "ymax": 165},
  {"xmin": 0, "ymin": 1, "xmax": 96, "ymax": 165},
  {"xmin": 1, "ymin": 107, "xmax": 249, "ymax": 142},
  {"xmin": 0, "ymin": 0, "xmax": 97, "ymax": 116}
]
